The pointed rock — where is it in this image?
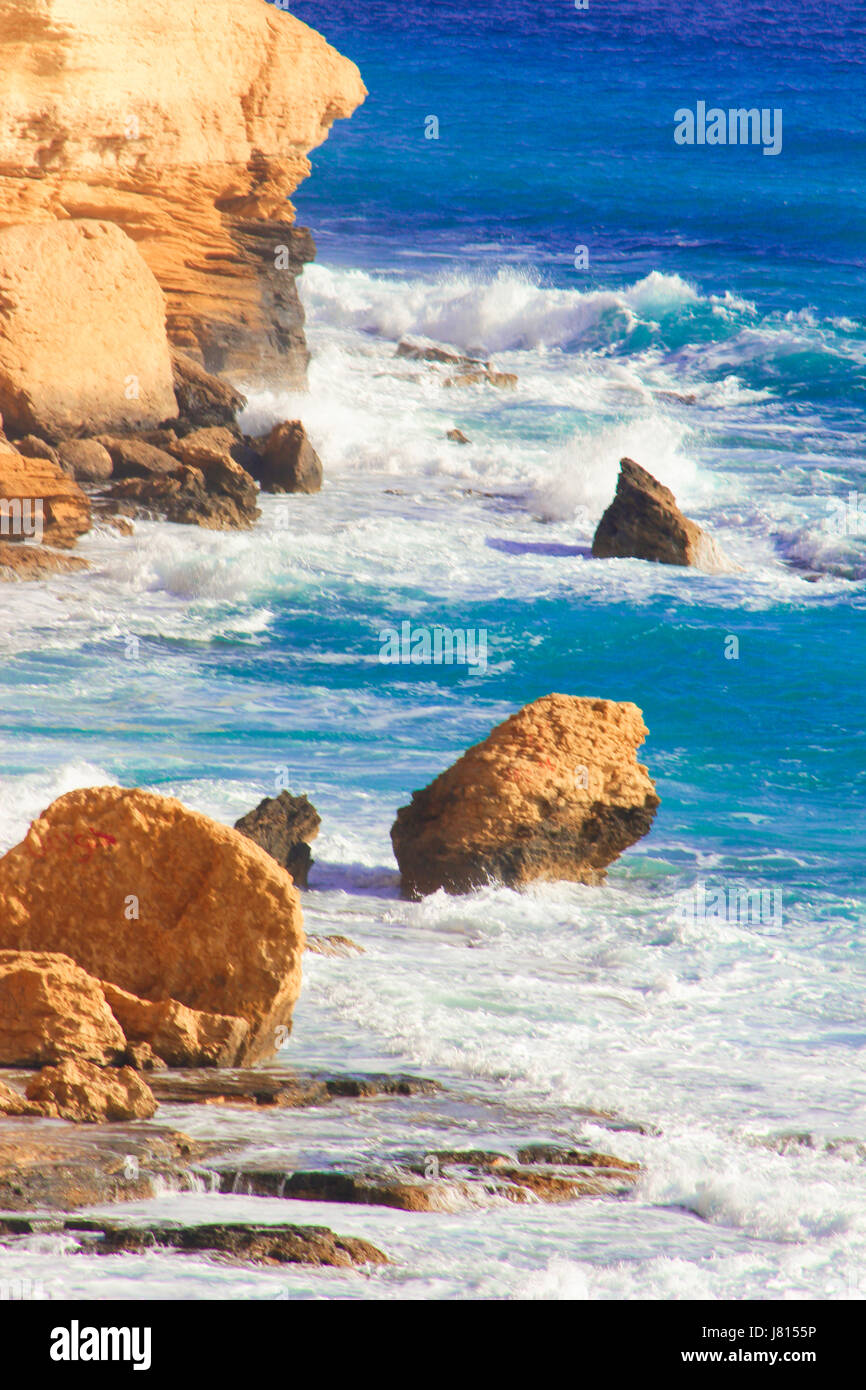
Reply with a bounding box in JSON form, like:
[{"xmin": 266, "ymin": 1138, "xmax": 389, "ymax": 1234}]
[{"xmin": 592, "ymin": 457, "xmax": 727, "ymax": 571}]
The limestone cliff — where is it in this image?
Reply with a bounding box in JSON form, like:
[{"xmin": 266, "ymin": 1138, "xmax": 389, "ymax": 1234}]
[{"xmin": 0, "ymin": 0, "xmax": 366, "ymax": 385}]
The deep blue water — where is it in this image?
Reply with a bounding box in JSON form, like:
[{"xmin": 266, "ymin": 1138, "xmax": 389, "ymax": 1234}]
[{"xmin": 289, "ymin": 0, "xmax": 866, "ymax": 319}]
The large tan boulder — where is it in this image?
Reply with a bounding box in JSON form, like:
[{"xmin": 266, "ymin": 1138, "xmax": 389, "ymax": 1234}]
[
  {"xmin": 0, "ymin": 220, "xmax": 177, "ymax": 438},
  {"xmin": 0, "ymin": 951, "xmax": 125, "ymax": 1067},
  {"xmin": 0, "ymin": 787, "xmax": 305, "ymax": 1062},
  {"xmin": 25, "ymin": 1060, "xmax": 157, "ymax": 1124},
  {"xmin": 0, "ymin": 0, "xmax": 366, "ymax": 385},
  {"xmin": 0, "ymin": 449, "xmax": 91, "ymax": 548},
  {"xmin": 592, "ymin": 458, "xmax": 728, "ymax": 572},
  {"xmin": 253, "ymin": 421, "xmax": 323, "ymax": 494},
  {"xmin": 391, "ymin": 694, "xmax": 660, "ymax": 896},
  {"xmin": 101, "ymin": 982, "xmax": 249, "ymax": 1069}
]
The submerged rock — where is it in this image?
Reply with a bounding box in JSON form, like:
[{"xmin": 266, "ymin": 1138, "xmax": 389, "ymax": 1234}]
[
  {"xmin": 214, "ymin": 1144, "xmax": 640, "ymax": 1213},
  {"xmin": 148, "ymin": 1068, "xmax": 437, "ymax": 1109},
  {"xmin": 396, "ymin": 338, "xmax": 517, "ymax": 391},
  {"xmin": 66, "ymin": 1220, "xmax": 388, "ymax": 1269},
  {"xmin": 443, "ymin": 368, "xmax": 517, "ymax": 390},
  {"xmin": 447, "ymin": 428, "xmax": 471, "ymax": 445},
  {"xmin": 25, "ymin": 1059, "xmax": 158, "ymax": 1124},
  {"xmin": 0, "ymin": 1124, "xmax": 201, "ymax": 1209},
  {"xmin": 0, "ymin": 221, "xmax": 177, "ymax": 438},
  {"xmin": 306, "ymin": 934, "xmax": 365, "ymax": 958},
  {"xmin": 397, "ymin": 339, "xmax": 488, "ymax": 370},
  {"xmin": 592, "ymin": 457, "xmax": 728, "ymax": 571},
  {"xmin": 391, "ymin": 693, "xmax": 660, "ymax": 896},
  {"xmin": 234, "ymin": 791, "xmax": 321, "ymax": 887},
  {"xmin": 0, "ymin": 787, "xmax": 305, "ymax": 1063}
]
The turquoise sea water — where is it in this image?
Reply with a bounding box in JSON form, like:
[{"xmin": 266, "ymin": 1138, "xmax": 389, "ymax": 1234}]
[{"xmin": 1, "ymin": 0, "xmax": 864, "ymax": 1299}]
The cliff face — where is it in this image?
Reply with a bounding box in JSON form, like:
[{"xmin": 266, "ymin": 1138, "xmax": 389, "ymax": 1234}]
[{"xmin": 0, "ymin": 0, "xmax": 365, "ymax": 386}]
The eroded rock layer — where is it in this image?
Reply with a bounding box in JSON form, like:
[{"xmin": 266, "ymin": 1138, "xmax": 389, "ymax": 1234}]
[{"xmin": 0, "ymin": 0, "xmax": 366, "ymax": 385}]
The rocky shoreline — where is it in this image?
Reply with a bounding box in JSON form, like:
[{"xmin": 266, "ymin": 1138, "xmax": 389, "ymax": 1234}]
[
  {"xmin": 0, "ymin": 697, "xmax": 660, "ymax": 1273},
  {"xmin": 0, "ymin": 1062, "xmax": 646, "ymax": 1273},
  {"xmin": 0, "ymin": 0, "xmax": 727, "ymax": 1286}
]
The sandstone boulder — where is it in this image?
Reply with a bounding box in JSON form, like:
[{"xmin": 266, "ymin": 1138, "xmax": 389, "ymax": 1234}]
[
  {"xmin": 592, "ymin": 458, "xmax": 728, "ymax": 571},
  {"xmin": 0, "ymin": 221, "xmax": 177, "ymax": 439},
  {"xmin": 234, "ymin": 792, "xmax": 322, "ymax": 889},
  {"xmin": 391, "ymin": 694, "xmax": 660, "ymax": 896},
  {"xmin": 0, "ymin": 451, "xmax": 92, "ymax": 548},
  {"xmin": 101, "ymin": 982, "xmax": 249, "ymax": 1069},
  {"xmin": 25, "ymin": 1060, "xmax": 158, "ymax": 1124},
  {"xmin": 97, "ymin": 429, "xmax": 260, "ymax": 529},
  {"xmin": 56, "ymin": 440, "xmax": 114, "ymax": 484},
  {"xmin": 94, "ymin": 437, "xmax": 178, "ymax": 480},
  {"xmin": 0, "ymin": 787, "xmax": 305, "ymax": 1062},
  {"xmin": 172, "ymin": 352, "xmax": 246, "ymax": 428},
  {"xmin": 166, "ymin": 427, "xmax": 241, "ymax": 470},
  {"xmin": 107, "ymin": 462, "xmax": 259, "ymax": 530},
  {"xmin": 122, "ymin": 1042, "xmax": 166, "ymax": 1072},
  {"xmin": 0, "ymin": 951, "xmax": 126, "ymax": 1067},
  {"xmin": 165, "ymin": 427, "xmax": 261, "ymax": 490},
  {"xmin": 253, "ymin": 421, "xmax": 323, "ymax": 494}
]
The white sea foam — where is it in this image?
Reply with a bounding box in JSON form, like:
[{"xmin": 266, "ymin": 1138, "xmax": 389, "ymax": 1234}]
[
  {"xmin": 300, "ymin": 263, "xmax": 702, "ymax": 354},
  {"xmin": 0, "ymin": 760, "xmax": 118, "ymax": 852},
  {"xmin": 0, "ymin": 259, "xmax": 863, "ymax": 1302}
]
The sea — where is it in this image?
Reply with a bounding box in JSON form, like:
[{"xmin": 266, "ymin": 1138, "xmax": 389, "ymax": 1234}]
[{"xmin": 0, "ymin": 0, "xmax": 864, "ymax": 1300}]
